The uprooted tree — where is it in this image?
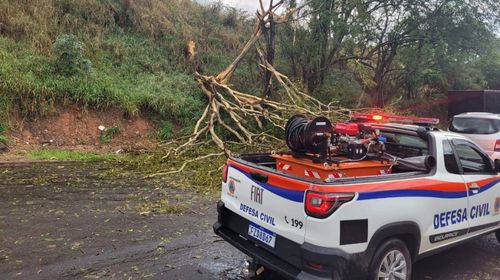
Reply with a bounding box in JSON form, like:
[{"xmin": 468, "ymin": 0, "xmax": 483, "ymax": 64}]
[{"xmin": 162, "ymin": 0, "xmax": 353, "ymax": 171}]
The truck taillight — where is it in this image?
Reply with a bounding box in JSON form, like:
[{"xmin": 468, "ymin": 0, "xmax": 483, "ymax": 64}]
[
  {"xmin": 305, "ymin": 191, "xmax": 354, "ymax": 218},
  {"xmin": 495, "ymin": 140, "xmax": 500, "ymax": 152},
  {"xmin": 222, "ymin": 164, "xmax": 228, "ymax": 183}
]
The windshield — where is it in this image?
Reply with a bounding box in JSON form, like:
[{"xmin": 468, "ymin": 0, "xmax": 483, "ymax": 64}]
[{"xmin": 449, "ymin": 117, "xmax": 500, "ymax": 135}]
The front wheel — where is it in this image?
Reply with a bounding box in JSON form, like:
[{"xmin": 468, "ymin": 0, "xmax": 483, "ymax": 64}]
[{"xmin": 369, "ymin": 238, "xmax": 412, "ymax": 280}]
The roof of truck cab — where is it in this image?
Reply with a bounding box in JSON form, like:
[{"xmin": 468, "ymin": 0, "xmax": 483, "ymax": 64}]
[
  {"xmin": 367, "ymin": 122, "xmax": 439, "ymax": 133},
  {"xmin": 373, "ymin": 123, "xmax": 470, "ymax": 138}
]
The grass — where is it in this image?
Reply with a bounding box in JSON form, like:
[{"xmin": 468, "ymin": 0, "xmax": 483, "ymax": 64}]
[
  {"xmin": 98, "ymin": 127, "xmax": 120, "ymax": 144},
  {"xmin": 0, "ymin": 36, "xmax": 206, "ymax": 129},
  {"xmin": 27, "ymin": 150, "xmax": 121, "ymax": 161},
  {"xmin": 0, "ymin": 0, "xmax": 254, "ymax": 139},
  {"xmin": 0, "ymin": 0, "xmax": 269, "ymax": 193}
]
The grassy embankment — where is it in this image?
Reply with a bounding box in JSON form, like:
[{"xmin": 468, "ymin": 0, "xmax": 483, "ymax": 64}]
[
  {"xmin": 0, "ymin": 0, "xmax": 255, "ymax": 142},
  {"xmin": 0, "ymin": 0, "xmax": 260, "ymax": 190}
]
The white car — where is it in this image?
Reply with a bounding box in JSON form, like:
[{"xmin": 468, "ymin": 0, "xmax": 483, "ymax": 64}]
[{"xmin": 449, "ymin": 112, "xmax": 500, "ymax": 162}]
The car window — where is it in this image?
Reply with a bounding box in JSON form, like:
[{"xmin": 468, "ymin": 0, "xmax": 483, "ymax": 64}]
[
  {"xmin": 443, "ymin": 140, "xmax": 460, "ymax": 174},
  {"xmin": 454, "ymin": 143, "xmax": 493, "ymax": 174},
  {"xmin": 449, "ymin": 117, "xmax": 500, "ymax": 134}
]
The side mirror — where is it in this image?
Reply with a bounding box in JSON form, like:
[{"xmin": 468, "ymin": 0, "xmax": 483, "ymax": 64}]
[{"xmin": 495, "ymin": 160, "xmax": 500, "ymax": 173}]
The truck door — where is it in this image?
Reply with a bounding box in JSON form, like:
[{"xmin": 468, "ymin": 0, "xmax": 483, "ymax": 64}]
[
  {"xmin": 425, "ymin": 139, "xmax": 470, "ymax": 248},
  {"xmin": 451, "ymin": 139, "xmax": 500, "ymax": 234}
]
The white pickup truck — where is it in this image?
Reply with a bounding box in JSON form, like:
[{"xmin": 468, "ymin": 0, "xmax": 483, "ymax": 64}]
[{"xmin": 214, "ymin": 122, "xmax": 500, "ymax": 280}]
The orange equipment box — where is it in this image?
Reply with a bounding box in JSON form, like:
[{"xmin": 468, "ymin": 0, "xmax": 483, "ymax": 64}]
[{"xmin": 272, "ymin": 154, "xmax": 392, "ymax": 180}]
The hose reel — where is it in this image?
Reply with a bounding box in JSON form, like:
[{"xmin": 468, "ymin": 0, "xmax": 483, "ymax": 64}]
[{"xmin": 285, "ymin": 115, "xmax": 333, "ymax": 161}]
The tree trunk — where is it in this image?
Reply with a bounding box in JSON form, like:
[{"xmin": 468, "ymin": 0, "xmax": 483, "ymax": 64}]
[{"xmin": 262, "ymin": 14, "xmax": 276, "ymax": 99}]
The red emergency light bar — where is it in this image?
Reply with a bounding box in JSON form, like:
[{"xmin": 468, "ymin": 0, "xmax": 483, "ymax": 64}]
[{"xmin": 351, "ymin": 113, "xmax": 440, "ymax": 125}]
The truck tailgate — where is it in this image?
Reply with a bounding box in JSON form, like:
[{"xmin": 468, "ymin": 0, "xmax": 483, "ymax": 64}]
[{"xmin": 221, "ymin": 160, "xmax": 309, "ymax": 246}]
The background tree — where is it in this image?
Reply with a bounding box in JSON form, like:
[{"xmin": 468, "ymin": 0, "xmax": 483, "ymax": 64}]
[{"xmin": 277, "ymin": 0, "xmax": 500, "ymax": 109}]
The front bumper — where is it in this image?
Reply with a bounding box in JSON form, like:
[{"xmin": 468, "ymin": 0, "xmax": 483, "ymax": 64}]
[{"xmin": 213, "ymin": 201, "xmax": 369, "ymax": 280}]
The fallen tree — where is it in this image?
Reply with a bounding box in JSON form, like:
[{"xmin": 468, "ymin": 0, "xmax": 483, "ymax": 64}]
[{"xmin": 159, "ymin": 0, "xmax": 353, "ymax": 175}]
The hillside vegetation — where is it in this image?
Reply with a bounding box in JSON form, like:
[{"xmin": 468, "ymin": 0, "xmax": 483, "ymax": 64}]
[
  {"xmin": 0, "ymin": 0, "xmax": 254, "ymax": 139},
  {"xmin": 1, "ymin": 0, "xmax": 499, "ymax": 145}
]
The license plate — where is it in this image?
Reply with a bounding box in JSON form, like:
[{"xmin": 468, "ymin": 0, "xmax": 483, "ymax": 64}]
[{"xmin": 248, "ymin": 222, "xmax": 276, "ymax": 248}]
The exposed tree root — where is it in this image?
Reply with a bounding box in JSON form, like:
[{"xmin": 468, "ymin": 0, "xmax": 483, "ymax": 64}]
[
  {"xmin": 146, "ymin": 151, "xmax": 225, "ymax": 178},
  {"xmin": 159, "ymin": 0, "xmax": 353, "ymax": 175}
]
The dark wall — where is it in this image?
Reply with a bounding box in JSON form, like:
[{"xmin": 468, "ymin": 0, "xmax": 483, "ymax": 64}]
[
  {"xmin": 484, "ymin": 91, "xmax": 500, "ymax": 114},
  {"xmin": 448, "ymin": 90, "xmax": 500, "ymax": 118}
]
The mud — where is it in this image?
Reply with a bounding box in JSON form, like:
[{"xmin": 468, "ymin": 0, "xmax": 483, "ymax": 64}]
[{"xmin": 0, "ymin": 162, "xmax": 498, "ymax": 280}]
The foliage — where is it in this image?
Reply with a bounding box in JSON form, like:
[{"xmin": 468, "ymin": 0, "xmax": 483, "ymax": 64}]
[
  {"xmin": 0, "ymin": 0, "xmax": 252, "ymax": 131},
  {"xmin": 0, "ymin": 119, "xmax": 7, "ymax": 144},
  {"xmin": 53, "ymin": 34, "xmax": 92, "ymax": 76},
  {"xmin": 99, "ymin": 127, "xmax": 120, "ymax": 144},
  {"xmin": 477, "ymin": 46, "xmax": 500, "ymax": 90},
  {"xmin": 27, "ymin": 150, "xmax": 122, "ymax": 161},
  {"xmin": 0, "ymin": 0, "xmax": 499, "ymax": 150},
  {"xmin": 278, "ymin": 0, "xmax": 500, "ymax": 109},
  {"xmin": 314, "ymin": 70, "xmax": 364, "ymax": 107},
  {"xmin": 154, "ymin": 144, "xmax": 235, "ymax": 191},
  {"xmin": 1, "ymin": 33, "xmax": 212, "ymax": 128},
  {"xmin": 157, "ymin": 121, "xmax": 174, "ymax": 140}
]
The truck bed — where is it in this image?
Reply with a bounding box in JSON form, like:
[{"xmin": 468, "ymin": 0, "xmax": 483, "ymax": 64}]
[{"xmin": 235, "ymin": 153, "xmax": 428, "ymax": 184}]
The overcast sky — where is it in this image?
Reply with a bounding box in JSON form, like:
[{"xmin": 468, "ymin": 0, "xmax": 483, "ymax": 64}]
[{"xmin": 195, "ymin": 0, "xmax": 274, "ymax": 13}]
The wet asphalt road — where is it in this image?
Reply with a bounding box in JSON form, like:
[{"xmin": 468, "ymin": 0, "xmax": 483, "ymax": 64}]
[{"xmin": 0, "ymin": 162, "xmax": 499, "ymax": 280}]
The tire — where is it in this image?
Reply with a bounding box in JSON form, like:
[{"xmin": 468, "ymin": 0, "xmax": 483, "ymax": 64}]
[
  {"xmin": 496, "ymin": 230, "xmax": 500, "ymax": 243},
  {"xmin": 368, "ymin": 238, "xmax": 412, "ymax": 280}
]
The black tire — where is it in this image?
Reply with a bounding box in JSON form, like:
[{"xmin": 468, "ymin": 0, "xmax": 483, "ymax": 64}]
[
  {"xmin": 368, "ymin": 238, "xmax": 412, "ymax": 280},
  {"xmin": 496, "ymin": 230, "xmax": 500, "ymax": 243}
]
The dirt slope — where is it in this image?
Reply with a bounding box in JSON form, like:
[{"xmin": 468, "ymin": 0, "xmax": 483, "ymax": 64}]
[{"xmin": 6, "ymin": 105, "xmax": 157, "ymax": 152}]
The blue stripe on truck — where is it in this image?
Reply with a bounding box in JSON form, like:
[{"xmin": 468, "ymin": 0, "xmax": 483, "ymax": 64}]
[
  {"xmin": 358, "ymin": 189, "xmax": 468, "ymax": 200},
  {"xmin": 358, "ymin": 179, "xmax": 499, "ymax": 200},
  {"xmin": 230, "ymin": 165, "xmax": 499, "ymax": 202}
]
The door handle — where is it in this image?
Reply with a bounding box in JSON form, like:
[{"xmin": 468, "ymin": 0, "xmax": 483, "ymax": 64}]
[
  {"xmin": 250, "ymin": 172, "xmax": 268, "ymax": 183},
  {"xmin": 469, "ymin": 183, "xmax": 480, "ymax": 194}
]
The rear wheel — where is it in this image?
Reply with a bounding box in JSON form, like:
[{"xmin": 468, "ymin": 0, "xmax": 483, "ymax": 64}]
[
  {"xmin": 496, "ymin": 230, "xmax": 500, "ymax": 243},
  {"xmin": 369, "ymin": 238, "xmax": 412, "ymax": 280}
]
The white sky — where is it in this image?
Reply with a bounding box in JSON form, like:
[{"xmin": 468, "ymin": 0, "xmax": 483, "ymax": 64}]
[{"xmin": 195, "ymin": 0, "xmax": 276, "ymax": 13}]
